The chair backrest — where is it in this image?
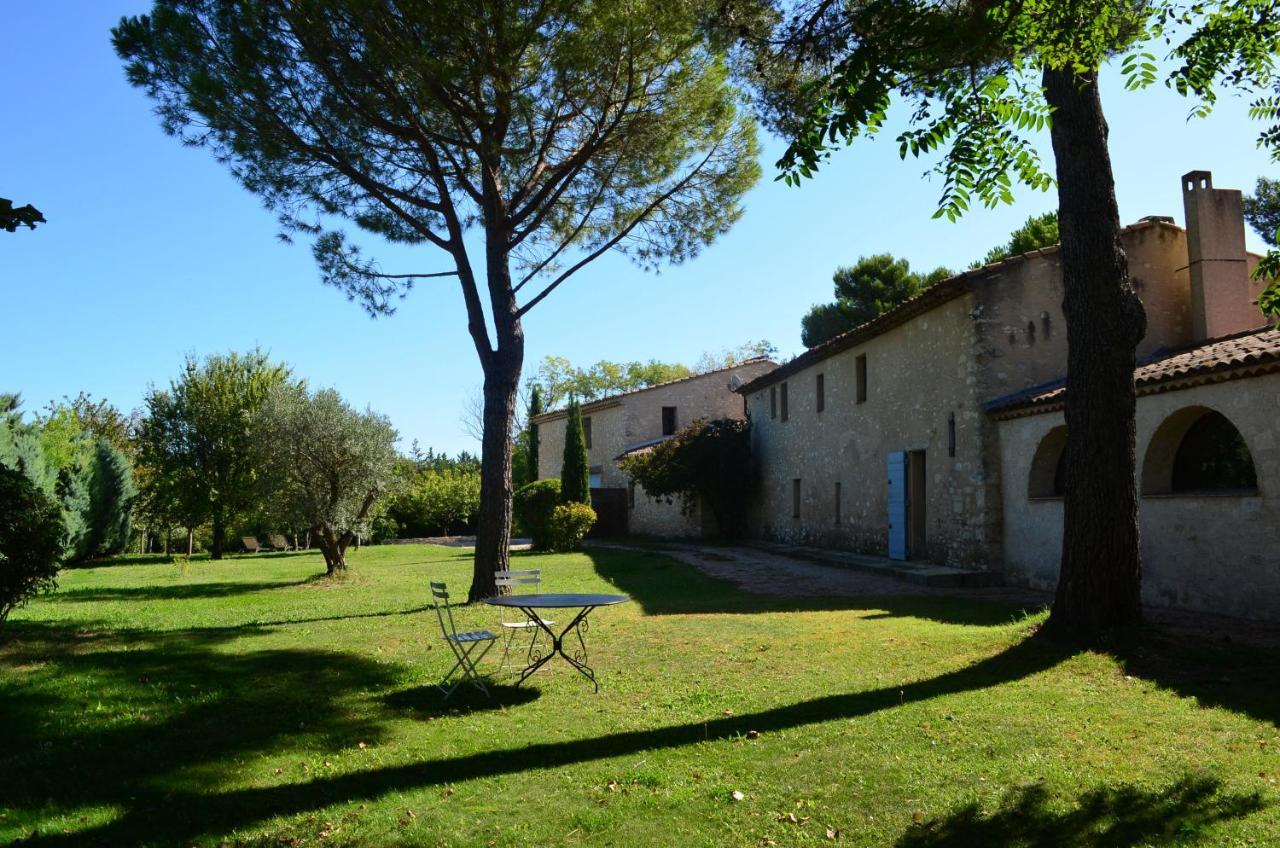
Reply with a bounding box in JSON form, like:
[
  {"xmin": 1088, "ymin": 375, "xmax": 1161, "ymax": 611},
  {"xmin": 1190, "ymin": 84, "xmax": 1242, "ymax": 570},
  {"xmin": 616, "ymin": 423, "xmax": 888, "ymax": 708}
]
[
  {"xmin": 241, "ymin": 536, "xmax": 260, "ymax": 552},
  {"xmin": 494, "ymin": 569, "xmax": 541, "ymax": 593},
  {"xmin": 270, "ymin": 534, "xmax": 288, "ymax": 549},
  {"xmin": 430, "ymin": 581, "xmax": 457, "ymax": 637}
]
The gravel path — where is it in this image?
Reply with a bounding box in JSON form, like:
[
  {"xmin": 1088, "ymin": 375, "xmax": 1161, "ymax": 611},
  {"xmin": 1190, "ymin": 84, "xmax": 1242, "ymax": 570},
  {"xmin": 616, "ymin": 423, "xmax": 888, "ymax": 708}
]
[
  {"xmin": 589, "ymin": 539, "xmax": 1280, "ymax": 646},
  {"xmin": 589, "ymin": 540, "xmax": 1050, "ymax": 608}
]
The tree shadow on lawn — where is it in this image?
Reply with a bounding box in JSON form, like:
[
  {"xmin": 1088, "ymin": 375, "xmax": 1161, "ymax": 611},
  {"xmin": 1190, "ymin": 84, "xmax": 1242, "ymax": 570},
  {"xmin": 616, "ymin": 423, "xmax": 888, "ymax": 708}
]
[
  {"xmin": 897, "ymin": 776, "xmax": 1264, "ymax": 847},
  {"xmin": 17, "ymin": 629, "xmax": 1079, "ymax": 846},
  {"xmin": 586, "ymin": 547, "xmax": 1039, "ymax": 626},
  {"xmin": 47, "ymin": 578, "xmax": 314, "ymax": 603},
  {"xmin": 0, "ymin": 620, "xmax": 407, "ymax": 844}
]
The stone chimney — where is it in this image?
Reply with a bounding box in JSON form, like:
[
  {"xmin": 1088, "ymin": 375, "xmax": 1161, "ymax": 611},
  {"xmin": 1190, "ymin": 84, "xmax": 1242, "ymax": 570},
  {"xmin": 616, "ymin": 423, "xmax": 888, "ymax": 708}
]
[{"xmin": 1181, "ymin": 170, "xmax": 1262, "ymax": 340}]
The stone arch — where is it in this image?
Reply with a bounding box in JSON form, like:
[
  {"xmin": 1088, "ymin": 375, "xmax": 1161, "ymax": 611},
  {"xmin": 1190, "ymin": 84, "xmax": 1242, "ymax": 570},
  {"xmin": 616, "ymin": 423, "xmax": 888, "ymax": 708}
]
[
  {"xmin": 1028, "ymin": 425, "xmax": 1068, "ymax": 498},
  {"xmin": 1142, "ymin": 406, "xmax": 1259, "ymax": 495}
]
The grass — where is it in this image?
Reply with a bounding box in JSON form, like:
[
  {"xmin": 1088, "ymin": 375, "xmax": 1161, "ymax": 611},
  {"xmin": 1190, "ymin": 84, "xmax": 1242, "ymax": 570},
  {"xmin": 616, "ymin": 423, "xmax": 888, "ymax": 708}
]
[{"xmin": 2, "ymin": 543, "xmax": 1278, "ymax": 847}]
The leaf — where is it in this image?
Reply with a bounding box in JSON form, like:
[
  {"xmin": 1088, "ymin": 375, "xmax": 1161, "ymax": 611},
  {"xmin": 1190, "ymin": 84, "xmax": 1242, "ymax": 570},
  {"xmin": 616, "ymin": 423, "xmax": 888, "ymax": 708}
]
[
  {"xmin": 826, "ymin": 827, "xmax": 841, "ymax": 840},
  {"xmin": 732, "ymin": 790, "xmax": 746, "ymax": 801}
]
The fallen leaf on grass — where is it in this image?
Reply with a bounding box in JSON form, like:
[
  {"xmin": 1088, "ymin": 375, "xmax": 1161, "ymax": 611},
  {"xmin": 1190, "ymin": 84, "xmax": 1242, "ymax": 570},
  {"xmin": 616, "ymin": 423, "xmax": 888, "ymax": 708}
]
[
  {"xmin": 607, "ymin": 780, "xmax": 620, "ymax": 792},
  {"xmin": 912, "ymin": 811, "xmax": 923, "ymax": 823},
  {"xmin": 746, "ymin": 730, "xmax": 760, "ymax": 740},
  {"xmin": 826, "ymin": 826, "xmax": 840, "ymax": 840},
  {"xmin": 732, "ymin": 790, "xmax": 746, "ymax": 801}
]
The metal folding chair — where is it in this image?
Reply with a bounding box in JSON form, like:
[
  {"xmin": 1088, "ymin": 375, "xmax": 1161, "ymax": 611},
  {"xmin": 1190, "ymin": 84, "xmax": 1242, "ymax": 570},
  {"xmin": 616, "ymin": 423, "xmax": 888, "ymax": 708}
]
[
  {"xmin": 430, "ymin": 581, "xmax": 497, "ymax": 699},
  {"xmin": 494, "ymin": 569, "xmax": 556, "ymax": 670}
]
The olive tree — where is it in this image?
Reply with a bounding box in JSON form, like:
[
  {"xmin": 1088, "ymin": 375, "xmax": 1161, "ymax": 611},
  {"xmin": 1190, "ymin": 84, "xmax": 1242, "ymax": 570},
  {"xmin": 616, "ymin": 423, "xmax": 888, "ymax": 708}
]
[
  {"xmin": 113, "ymin": 0, "xmax": 760, "ymax": 600},
  {"xmin": 255, "ymin": 385, "xmax": 400, "ymax": 575}
]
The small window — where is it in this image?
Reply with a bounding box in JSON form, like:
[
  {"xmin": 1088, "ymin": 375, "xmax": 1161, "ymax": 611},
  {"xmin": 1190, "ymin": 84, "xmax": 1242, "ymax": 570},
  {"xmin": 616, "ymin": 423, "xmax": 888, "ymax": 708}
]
[
  {"xmin": 947, "ymin": 412, "xmax": 956, "ymax": 458},
  {"xmin": 781, "ymin": 382, "xmax": 789, "ymax": 421},
  {"xmin": 834, "ymin": 481, "xmax": 842, "ymax": 524},
  {"xmin": 855, "ymin": 355, "xmax": 867, "ymax": 403},
  {"xmin": 583, "ymin": 416, "xmax": 593, "ymax": 449},
  {"xmin": 589, "ymin": 465, "xmax": 603, "ymax": 489},
  {"xmin": 628, "ymin": 481, "xmax": 636, "ymax": 509},
  {"xmin": 792, "ymin": 478, "xmax": 801, "ymax": 519},
  {"xmin": 816, "ymin": 373, "xmax": 825, "ymax": 413},
  {"xmin": 662, "ymin": 406, "xmax": 677, "ymax": 436},
  {"xmin": 1172, "ymin": 411, "xmax": 1258, "ymax": 492},
  {"xmin": 770, "ymin": 386, "xmax": 777, "ymax": 419}
]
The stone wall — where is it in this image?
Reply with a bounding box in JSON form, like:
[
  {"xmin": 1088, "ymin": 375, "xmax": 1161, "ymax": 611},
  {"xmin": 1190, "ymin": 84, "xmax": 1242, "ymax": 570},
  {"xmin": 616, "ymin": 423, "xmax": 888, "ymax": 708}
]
[
  {"xmin": 970, "ymin": 222, "xmax": 1194, "ymax": 406},
  {"xmin": 997, "ymin": 371, "xmax": 1280, "ymax": 620},
  {"xmin": 744, "ymin": 295, "xmax": 1000, "ymax": 566},
  {"xmin": 532, "ymin": 359, "xmax": 776, "ymax": 537}
]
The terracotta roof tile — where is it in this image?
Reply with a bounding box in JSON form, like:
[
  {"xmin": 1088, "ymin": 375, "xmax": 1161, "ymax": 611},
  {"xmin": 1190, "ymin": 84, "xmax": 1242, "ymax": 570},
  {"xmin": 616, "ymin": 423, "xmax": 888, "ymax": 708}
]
[{"xmin": 986, "ymin": 327, "xmax": 1280, "ymax": 416}]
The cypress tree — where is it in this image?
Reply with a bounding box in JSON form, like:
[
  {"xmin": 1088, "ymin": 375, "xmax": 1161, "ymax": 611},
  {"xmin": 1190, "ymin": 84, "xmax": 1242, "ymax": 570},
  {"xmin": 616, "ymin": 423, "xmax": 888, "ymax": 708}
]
[
  {"xmin": 526, "ymin": 386, "xmax": 543, "ymax": 482},
  {"xmin": 559, "ymin": 399, "xmax": 591, "ymax": 505}
]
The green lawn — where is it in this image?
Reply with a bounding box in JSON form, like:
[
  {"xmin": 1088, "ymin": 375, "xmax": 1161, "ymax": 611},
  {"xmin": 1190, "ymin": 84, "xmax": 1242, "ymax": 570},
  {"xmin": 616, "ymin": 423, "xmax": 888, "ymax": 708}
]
[{"xmin": 2, "ymin": 544, "xmax": 1277, "ymax": 847}]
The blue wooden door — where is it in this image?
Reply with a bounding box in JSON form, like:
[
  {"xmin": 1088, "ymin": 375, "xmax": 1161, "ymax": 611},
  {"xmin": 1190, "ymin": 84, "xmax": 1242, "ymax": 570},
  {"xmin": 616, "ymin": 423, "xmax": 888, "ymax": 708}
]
[{"xmin": 887, "ymin": 451, "xmax": 908, "ymax": 560}]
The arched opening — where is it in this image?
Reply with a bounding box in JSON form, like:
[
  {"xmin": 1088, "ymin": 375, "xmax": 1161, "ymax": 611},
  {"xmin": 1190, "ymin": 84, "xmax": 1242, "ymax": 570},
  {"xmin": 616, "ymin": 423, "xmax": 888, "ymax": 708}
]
[
  {"xmin": 1142, "ymin": 406, "xmax": 1259, "ymax": 495},
  {"xmin": 1028, "ymin": 425, "xmax": 1068, "ymax": 499}
]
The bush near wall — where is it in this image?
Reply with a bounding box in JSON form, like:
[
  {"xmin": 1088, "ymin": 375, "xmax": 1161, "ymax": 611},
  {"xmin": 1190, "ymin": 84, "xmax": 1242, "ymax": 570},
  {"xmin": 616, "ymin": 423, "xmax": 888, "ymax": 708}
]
[
  {"xmin": 547, "ymin": 502, "xmax": 596, "ymax": 552},
  {"xmin": 514, "ymin": 479, "xmax": 561, "ymax": 550}
]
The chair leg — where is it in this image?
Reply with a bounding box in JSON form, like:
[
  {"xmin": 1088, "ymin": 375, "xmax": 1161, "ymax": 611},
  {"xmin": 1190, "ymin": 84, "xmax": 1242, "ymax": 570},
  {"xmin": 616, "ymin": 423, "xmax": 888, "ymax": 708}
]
[{"xmin": 439, "ymin": 639, "xmax": 495, "ymax": 700}]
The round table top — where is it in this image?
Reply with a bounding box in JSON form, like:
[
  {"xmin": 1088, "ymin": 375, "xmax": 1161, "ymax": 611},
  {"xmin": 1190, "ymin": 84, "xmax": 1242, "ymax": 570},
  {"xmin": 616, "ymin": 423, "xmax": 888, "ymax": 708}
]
[{"xmin": 483, "ymin": 592, "xmax": 630, "ymax": 609}]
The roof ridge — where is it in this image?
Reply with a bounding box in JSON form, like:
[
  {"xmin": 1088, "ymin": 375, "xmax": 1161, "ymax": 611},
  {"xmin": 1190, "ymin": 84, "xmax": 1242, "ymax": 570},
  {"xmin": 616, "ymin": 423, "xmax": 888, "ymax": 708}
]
[{"xmin": 534, "ymin": 356, "xmax": 778, "ymax": 419}]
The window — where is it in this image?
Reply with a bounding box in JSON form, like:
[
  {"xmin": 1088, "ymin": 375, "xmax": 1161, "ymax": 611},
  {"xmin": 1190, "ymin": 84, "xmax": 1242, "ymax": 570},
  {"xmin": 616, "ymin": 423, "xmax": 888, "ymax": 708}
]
[
  {"xmin": 1028, "ymin": 425, "xmax": 1068, "ymax": 498},
  {"xmin": 792, "ymin": 478, "xmax": 801, "ymax": 518},
  {"xmin": 662, "ymin": 406, "xmax": 677, "ymax": 436},
  {"xmin": 816, "ymin": 373, "xmax": 825, "ymax": 413},
  {"xmin": 855, "ymin": 355, "xmax": 868, "ymax": 403},
  {"xmin": 1142, "ymin": 407, "xmax": 1260, "ymax": 495},
  {"xmin": 947, "ymin": 412, "xmax": 956, "ymax": 458},
  {"xmin": 583, "ymin": 416, "xmax": 592, "ymax": 449},
  {"xmin": 770, "ymin": 386, "xmax": 777, "ymax": 419},
  {"xmin": 834, "ymin": 481, "xmax": 842, "ymax": 524},
  {"xmin": 1172, "ymin": 411, "xmax": 1258, "ymax": 492},
  {"xmin": 780, "ymin": 382, "xmax": 789, "ymax": 421},
  {"xmin": 589, "ymin": 465, "xmax": 603, "ymax": 489}
]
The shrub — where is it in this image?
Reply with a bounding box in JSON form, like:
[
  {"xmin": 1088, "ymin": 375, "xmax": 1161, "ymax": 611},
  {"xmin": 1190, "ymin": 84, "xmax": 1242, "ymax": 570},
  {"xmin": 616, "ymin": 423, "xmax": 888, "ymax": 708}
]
[
  {"xmin": 618, "ymin": 418, "xmax": 753, "ymax": 537},
  {"xmin": 547, "ymin": 502, "xmax": 596, "ymax": 552},
  {"xmin": 513, "ymin": 478, "xmax": 561, "ymax": 550},
  {"xmin": 0, "ymin": 463, "xmax": 65, "ymax": 632}
]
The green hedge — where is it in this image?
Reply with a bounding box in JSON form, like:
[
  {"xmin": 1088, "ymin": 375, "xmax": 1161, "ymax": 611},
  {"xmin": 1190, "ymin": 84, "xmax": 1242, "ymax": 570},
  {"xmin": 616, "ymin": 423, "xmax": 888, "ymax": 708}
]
[{"xmin": 513, "ymin": 478, "xmax": 561, "ymax": 551}]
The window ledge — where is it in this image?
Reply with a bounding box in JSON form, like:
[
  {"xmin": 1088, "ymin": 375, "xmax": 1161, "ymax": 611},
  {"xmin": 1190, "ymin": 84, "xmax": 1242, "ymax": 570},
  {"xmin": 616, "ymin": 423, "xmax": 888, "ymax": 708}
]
[{"xmin": 1027, "ymin": 495, "xmax": 1064, "ymax": 502}]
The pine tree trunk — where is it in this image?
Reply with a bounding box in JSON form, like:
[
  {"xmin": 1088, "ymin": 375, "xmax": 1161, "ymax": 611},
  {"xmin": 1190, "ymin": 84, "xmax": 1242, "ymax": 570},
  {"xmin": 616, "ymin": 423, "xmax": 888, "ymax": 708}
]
[
  {"xmin": 467, "ymin": 200, "xmax": 524, "ymax": 602},
  {"xmin": 470, "ymin": 344, "xmax": 521, "ymax": 602},
  {"xmin": 1042, "ymin": 65, "xmax": 1147, "ymax": 641}
]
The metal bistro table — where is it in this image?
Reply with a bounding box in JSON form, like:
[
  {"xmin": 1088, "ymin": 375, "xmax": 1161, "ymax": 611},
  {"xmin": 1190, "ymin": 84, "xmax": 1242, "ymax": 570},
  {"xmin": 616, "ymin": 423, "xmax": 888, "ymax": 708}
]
[{"xmin": 483, "ymin": 593, "xmax": 629, "ymax": 691}]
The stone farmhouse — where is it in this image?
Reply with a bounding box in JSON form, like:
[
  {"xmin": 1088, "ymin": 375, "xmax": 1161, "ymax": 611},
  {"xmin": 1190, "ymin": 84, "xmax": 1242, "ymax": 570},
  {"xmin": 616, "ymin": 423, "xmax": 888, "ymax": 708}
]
[
  {"xmin": 734, "ymin": 171, "xmax": 1279, "ymax": 621},
  {"xmin": 532, "ymin": 358, "xmax": 778, "ymax": 536}
]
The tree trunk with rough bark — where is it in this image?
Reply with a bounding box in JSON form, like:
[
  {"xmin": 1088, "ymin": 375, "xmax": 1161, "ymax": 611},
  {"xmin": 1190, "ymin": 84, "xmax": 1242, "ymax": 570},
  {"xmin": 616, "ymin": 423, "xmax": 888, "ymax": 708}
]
[
  {"xmin": 1042, "ymin": 65, "xmax": 1148, "ymax": 641},
  {"xmin": 317, "ymin": 524, "xmax": 348, "ymax": 576},
  {"xmin": 470, "ymin": 351, "xmax": 521, "ymax": 601},
  {"xmin": 467, "ymin": 201, "xmax": 525, "ymax": 602},
  {"xmin": 211, "ymin": 511, "xmax": 226, "ymax": 560}
]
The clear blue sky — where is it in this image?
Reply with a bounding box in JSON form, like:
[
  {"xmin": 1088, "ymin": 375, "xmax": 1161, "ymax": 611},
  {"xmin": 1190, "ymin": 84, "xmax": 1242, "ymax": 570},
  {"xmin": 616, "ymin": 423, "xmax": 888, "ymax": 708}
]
[{"xmin": 2, "ymin": 4, "xmax": 1274, "ymax": 455}]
